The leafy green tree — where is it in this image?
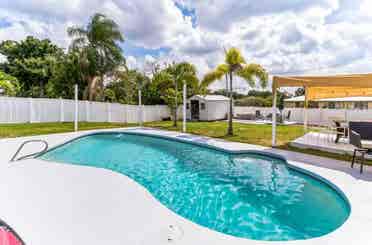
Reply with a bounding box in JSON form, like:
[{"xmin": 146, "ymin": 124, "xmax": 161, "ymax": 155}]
[
  {"xmin": 0, "ymin": 71, "xmax": 20, "ymax": 96},
  {"xmin": 201, "ymin": 47, "xmax": 268, "ymax": 135},
  {"xmin": 160, "ymin": 88, "xmax": 183, "ymax": 114},
  {"xmin": 212, "ymin": 89, "xmax": 244, "ymax": 100},
  {"xmin": 105, "ymin": 69, "xmax": 150, "ymax": 104},
  {"xmin": 0, "ymin": 36, "xmax": 63, "ymax": 97},
  {"xmin": 152, "ymin": 62, "xmax": 199, "ymax": 126},
  {"xmin": 141, "ymin": 81, "xmax": 164, "ymax": 105},
  {"xmin": 247, "ymin": 90, "xmax": 272, "ymax": 98},
  {"xmin": 46, "ymin": 51, "xmax": 87, "ymax": 99},
  {"xmin": 235, "ymin": 96, "xmax": 270, "ymax": 107},
  {"xmin": 68, "ymin": 13, "xmax": 125, "ymax": 101}
]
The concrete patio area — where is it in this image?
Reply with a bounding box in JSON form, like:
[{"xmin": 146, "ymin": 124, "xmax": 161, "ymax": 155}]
[
  {"xmin": 0, "ymin": 128, "xmax": 372, "ymax": 244},
  {"xmin": 291, "ymin": 132, "xmax": 372, "ymax": 159}
]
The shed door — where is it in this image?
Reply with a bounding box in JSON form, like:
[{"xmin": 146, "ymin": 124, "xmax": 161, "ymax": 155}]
[{"xmin": 190, "ymin": 100, "xmax": 199, "ymax": 120}]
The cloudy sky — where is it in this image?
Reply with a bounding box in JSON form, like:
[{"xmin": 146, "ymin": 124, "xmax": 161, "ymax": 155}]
[{"xmin": 1, "ymin": 0, "xmax": 372, "ymax": 92}]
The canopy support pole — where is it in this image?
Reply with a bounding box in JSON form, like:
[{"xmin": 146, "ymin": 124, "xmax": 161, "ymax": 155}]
[
  {"xmin": 272, "ymin": 88, "xmax": 277, "ymax": 147},
  {"xmin": 304, "ymin": 86, "xmax": 308, "ymax": 131},
  {"xmin": 138, "ymin": 88, "xmax": 143, "ymax": 126},
  {"xmin": 74, "ymin": 84, "xmax": 78, "ymax": 132},
  {"xmin": 183, "ymin": 83, "xmax": 187, "ymax": 133}
]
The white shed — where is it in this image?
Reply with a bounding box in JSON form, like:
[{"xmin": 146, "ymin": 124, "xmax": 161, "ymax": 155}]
[{"xmin": 186, "ymin": 95, "xmax": 229, "ymax": 121}]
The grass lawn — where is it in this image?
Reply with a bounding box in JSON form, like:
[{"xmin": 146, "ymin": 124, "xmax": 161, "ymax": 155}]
[
  {"xmin": 145, "ymin": 121, "xmax": 306, "ymax": 147},
  {"xmin": 146, "ymin": 122, "xmax": 372, "ymax": 165},
  {"xmin": 0, "ymin": 122, "xmax": 136, "ymax": 138},
  {"xmin": 0, "ymin": 120, "xmax": 364, "ymax": 165},
  {"xmin": 146, "ymin": 121, "xmax": 367, "ymax": 164}
]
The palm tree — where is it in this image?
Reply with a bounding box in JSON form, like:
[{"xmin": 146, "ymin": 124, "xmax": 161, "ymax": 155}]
[
  {"xmin": 201, "ymin": 47, "xmax": 268, "ymax": 135},
  {"xmin": 68, "ymin": 13, "xmax": 124, "ymax": 101}
]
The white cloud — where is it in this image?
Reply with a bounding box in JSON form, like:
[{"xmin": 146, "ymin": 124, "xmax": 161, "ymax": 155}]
[
  {"xmin": 180, "ymin": 0, "xmax": 339, "ymax": 32},
  {"xmin": 1, "ymin": 0, "xmax": 372, "ymax": 92},
  {"xmin": 126, "ymin": 56, "xmax": 138, "ymax": 70},
  {"xmin": 0, "ymin": 0, "xmax": 194, "ymax": 49}
]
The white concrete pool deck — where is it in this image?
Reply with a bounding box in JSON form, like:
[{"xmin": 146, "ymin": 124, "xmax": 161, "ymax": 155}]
[{"xmin": 0, "ymin": 127, "xmax": 372, "ymax": 245}]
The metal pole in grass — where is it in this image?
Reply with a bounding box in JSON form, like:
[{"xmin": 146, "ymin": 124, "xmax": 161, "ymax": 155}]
[
  {"xmin": 183, "ymin": 82, "xmax": 187, "ymax": 133},
  {"xmin": 272, "ymin": 87, "xmax": 277, "ymax": 147},
  {"xmin": 138, "ymin": 88, "xmax": 143, "ymax": 127},
  {"xmin": 74, "ymin": 84, "xmax": 78, "ymax": 132}
]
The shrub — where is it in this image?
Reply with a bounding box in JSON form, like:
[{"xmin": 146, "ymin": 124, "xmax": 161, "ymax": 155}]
[
  {"xmin": 0, "ymin": 71, "xmax": 20, "ymax": 96},
  {"xmin": 235, "ymin": 96, "xmax": 270, "ymax": 107}
]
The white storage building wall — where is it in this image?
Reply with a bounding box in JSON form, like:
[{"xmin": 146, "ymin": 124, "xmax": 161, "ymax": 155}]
[
  {"xmin": 187, "ymin": 95, "xmax": 229, "ymax": 121},
  {"xmin": 203, "ymin": 100, "xmax": 229, "ymax": 121}
]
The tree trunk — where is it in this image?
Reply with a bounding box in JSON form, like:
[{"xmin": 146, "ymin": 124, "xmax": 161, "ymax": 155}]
[
  {"xmin": 227, "ymin": 72, "xmax": 233, "ymax": 136},
  {"xmin": 83, "ymin": 86, "xmax": 89, "ymax": 100},
  {"xmin": 85, "ymin": 76, "xmax": 93, "ymax": 101},
  {"xmin": 225, "ymin": 73, "xmax": 228, "ymax": 96},
  {"xmin": 98, "ymin": 74, "xmax": 105, "ymax": 101},
  {"xmin": 225, "ymin": 73, "xmax": 229, "ymax": 123},
  {"xmin": 173, "ymin": 81, "xmax": 178, "ymax": 127},
  {"xmin": 39, "ymin": 80, "xmax": 44, "ymax": 98},
  {"xmin": 88, "ymin": 76, "xmax": 100, "ymax": 101}
]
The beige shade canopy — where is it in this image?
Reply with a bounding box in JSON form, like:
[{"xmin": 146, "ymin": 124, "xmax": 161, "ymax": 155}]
[
  {"xmin": 273, "ymin": 73, "xmax": 372, "ymax": 100},
  {"xmin": 271, "ymin": 73, "xmax": 372, "ymax": 146}
]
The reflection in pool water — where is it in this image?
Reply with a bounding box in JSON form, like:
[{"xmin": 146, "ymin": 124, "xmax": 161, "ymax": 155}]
[{"xmin": 40, "ymin": 133, "xmax": 350, "ymax": 241}]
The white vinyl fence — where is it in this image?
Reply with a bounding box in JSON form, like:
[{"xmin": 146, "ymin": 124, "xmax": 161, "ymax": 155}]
[
  {"xmin": 282, "ymin": 108, "xmax": 372, "ymax": 126},
  {"xmin": 234, "ymin": 106, "xmax": 278, "ymax": 117},
  {"xmin": 0, "ymin": 96, "xmax": 170, "ymax": 124},
  {"xmin": 234, "ymin": 106, "xmax": 372, "ymax": 126}
]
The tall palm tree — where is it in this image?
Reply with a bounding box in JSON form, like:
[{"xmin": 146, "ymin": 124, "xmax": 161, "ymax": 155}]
[
  {"xmin": 201, "ymin": 47, "xmax": 268, "ymax": 135},
  {"xmin": 68, "ymin": 13, "xmax": 124, "ymax": 101}
]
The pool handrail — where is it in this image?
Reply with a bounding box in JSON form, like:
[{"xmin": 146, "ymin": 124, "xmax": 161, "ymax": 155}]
[{"xmin": 10, "ymin": 139, "xmax": 49, "ymax": 162}]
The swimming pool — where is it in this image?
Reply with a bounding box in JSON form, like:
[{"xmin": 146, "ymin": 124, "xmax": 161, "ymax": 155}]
[{"xmin": 39, "ymin": 132, "xmax": 350, "ymax": 241}]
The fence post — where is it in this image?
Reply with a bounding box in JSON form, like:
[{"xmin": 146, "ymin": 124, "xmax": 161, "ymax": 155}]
[
  {"xmin": 122, "ymin": 105, "xmax": 126, "ymax": 124},
  {"xmin": 345, "ymin": 109, "xmax": 348, "ymax": 122},
  {"xmin": 85, "ymin": 100, "xmax": 89, "ymax": 122},
  {"xmin": 107, "ymin": 102, "xmax": 111, "ymax": 122},
  {"xmin": 8, "ymin": 99, "xmax": 13, "ymax": 123},
  {"xmin": 157, "ymin": 105, "xmax": 161, "ymax": 121},
  {"xmin": 125, "ymin": 105, "xmax": 128, "ymax": 124},
  {"xmin": 28, "ymin": 97, "xmax": 34, "ymax": 123},
  {"xmin": 59, "ymin": 97, "xmax": 64, "ymax": 122},
  {"xmin": 74, "ymin": 84, "xmax": 78, "ymax": 131}
]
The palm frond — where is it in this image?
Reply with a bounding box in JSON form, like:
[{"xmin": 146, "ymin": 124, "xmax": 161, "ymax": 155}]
[
  {"xmin": 69, "ymin": 37, "xmax": 87, "ymax": 50},
  {"xmin": 201, "ymin": 71, "xmax": 222, "ymax": 89},
  {"xmin": 225, "ymin": 47, "xmax": 245, "ymax": 66},
  {"xmin": 237, "ymin": 63, "xmax": 268, "ymax": 88},
  {"xmin": 67, "ymin": 27, "xmax": 87, "ymax": 37},
  {"xmin": 216, "ymin": 64, "xmax": 229, "ymax": 74}
]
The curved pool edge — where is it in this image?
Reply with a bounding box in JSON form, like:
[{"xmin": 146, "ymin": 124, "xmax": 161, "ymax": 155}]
[
  {"xmin": 36, "ymin": 129, "xmax": 351, "ymax": 239},
  {"xmin": 2, "ymin": 127, "xmax": 370, "ymax": 244},
  {"xmin": 38, "ymin": 129, "xmax": 352, "ymax": 210}
]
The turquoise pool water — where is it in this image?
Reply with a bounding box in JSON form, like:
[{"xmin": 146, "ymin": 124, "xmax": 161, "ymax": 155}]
[{"xmin": 39, "ymin": 133, "xmax": 350, "ymax": 241}]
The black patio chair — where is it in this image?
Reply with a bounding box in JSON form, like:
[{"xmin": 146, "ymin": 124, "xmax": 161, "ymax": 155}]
[
  {"xmin": 285, "ymin": 110, "xmax": 291, "ymax": 121},
  {"xmin": 266, "ymin": 113, "xmax": 282, "ymax": 123},
  {"xmin": 334, "ymin": 120, "xmax": 347, "ymax": 143},
  {"xmin": 255, "ymin": 110, "xmax": 263, "ymax": 120},
  {"xmin": 350, "ymin": 130, "xmax": 372, "ymax": 173},
  {"xmin": 349, "ymin": 121, "xmax": 372, "ymax": 140}
]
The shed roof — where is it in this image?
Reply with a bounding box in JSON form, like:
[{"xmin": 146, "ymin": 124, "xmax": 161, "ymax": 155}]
[{"xmin": 190, "ymin": 95, "xmax": 230, "ymax": 101}]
